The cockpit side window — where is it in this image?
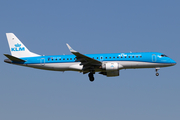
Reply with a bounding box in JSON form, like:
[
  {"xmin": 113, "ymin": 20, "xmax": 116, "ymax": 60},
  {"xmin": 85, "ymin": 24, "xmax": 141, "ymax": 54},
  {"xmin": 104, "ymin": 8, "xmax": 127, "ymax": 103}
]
[{"xmin": 161, "ymin": 54, "xmax": 168, "ymax": 57}]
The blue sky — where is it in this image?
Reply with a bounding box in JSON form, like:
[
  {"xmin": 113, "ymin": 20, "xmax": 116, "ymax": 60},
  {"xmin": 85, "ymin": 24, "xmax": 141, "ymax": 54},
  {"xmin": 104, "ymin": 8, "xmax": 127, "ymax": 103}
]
[{"xmin": 0, "ymin": 0, "xmax": 180, "ymax": 120}]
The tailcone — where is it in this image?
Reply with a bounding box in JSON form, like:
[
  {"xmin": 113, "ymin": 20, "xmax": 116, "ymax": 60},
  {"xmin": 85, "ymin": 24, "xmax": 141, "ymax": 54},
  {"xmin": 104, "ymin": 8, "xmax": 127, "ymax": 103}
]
[{"xmin": 4, "ymin": 59, "xmax": 12, "ymax": 63}]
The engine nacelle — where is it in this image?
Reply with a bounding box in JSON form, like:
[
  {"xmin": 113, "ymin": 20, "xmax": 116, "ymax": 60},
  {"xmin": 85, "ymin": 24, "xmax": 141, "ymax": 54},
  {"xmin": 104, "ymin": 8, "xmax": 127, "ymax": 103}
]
[
  {"xmin": 102, "ymin": 62, "xmax": 123, "ymax": 70},
  {"xmin": 99, "ymin": 70, "xmax": 120, "ymax": 77},
  {"xmin": 107, "ymin": 70, "xmax": 119, "ymax": 77},
  {"xmin": 100, "ymin": 62, "xmax": 123, "ymax": 77}
]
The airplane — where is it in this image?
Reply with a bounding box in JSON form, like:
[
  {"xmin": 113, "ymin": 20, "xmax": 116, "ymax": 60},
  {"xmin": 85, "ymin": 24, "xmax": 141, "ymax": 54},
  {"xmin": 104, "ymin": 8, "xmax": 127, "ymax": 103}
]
[{"xmin": 4, "ymin": 33, "xmax": 176, "ymax": 82}]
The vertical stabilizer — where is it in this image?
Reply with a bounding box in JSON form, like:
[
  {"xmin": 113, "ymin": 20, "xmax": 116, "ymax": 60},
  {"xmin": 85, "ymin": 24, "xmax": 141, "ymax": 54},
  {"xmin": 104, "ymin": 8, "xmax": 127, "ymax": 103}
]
[{"xmin": 6, "ymin": 33, "xmax": 40, "ymax": 58}]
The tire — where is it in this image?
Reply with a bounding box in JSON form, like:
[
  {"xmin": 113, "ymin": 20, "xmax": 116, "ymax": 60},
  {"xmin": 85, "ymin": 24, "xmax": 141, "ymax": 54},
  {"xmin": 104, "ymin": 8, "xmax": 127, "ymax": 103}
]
[
  {"xmin": 90, "ymin": 77, "xmax": 94, "ymax": 82},
  {"xmin": 156, "ymin": 73, "xmax": 159, "ymax": 76},
  {"xmin": 88, "ymin": 73, "xmax": 94, "ymax": 82}
]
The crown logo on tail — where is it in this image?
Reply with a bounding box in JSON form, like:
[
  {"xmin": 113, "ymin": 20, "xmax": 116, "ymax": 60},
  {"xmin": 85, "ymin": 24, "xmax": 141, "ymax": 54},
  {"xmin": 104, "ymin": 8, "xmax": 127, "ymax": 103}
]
[
  {"xmin": 11, "ymin": 43, "xmax": 25, "ymax": 51},
  {"xmin": 15, "ymin": 43, "xmax": 21, "ymax": 47}
]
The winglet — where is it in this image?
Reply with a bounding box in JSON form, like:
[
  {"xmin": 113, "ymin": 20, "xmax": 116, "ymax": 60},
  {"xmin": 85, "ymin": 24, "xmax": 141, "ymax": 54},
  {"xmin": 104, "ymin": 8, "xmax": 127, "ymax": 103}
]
[{"xmin": 66, "ymin": 43, "xmax": 77, "ymax": 53}]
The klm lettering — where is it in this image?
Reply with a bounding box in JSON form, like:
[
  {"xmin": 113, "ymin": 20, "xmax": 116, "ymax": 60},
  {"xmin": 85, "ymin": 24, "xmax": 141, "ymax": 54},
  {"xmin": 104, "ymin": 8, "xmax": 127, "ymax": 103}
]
[
  {"xmin": 11, "ymin": 43, "xmax": 25, "ymax": 51},
  {"xmin": 11, "ymin": 47, "xmax": 25, "ymax": 51}
]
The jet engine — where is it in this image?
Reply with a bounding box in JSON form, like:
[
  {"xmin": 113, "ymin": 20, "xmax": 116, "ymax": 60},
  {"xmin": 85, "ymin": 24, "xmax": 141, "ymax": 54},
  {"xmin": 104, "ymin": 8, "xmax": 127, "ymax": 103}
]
[
  {"xmin": 102, "ymin": 62, "xmax": 123, "ymax": 70},
  {"xmin": 100, "ymin": 62, "xmax": 123, "ymax": 77}
]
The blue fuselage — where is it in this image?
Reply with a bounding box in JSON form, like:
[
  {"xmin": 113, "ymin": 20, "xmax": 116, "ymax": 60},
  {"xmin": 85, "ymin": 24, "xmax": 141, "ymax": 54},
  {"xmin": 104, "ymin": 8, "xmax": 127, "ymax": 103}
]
[{"xmin": 7, "ymin": 52, "xmax": 176, "ymax": 72}]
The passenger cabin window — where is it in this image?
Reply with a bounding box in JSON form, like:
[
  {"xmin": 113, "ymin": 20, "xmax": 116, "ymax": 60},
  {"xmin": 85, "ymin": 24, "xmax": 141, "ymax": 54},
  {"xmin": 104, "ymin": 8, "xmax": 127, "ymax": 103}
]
[
  {"xmin": 70, "ymin": 58, "xmax": 72, "ymax": 60},
  {"xmin": 109, "ymin": 57, "xmax": 111, "ymax": 59},
  {"xmin": 105, "ymin": 57, "xmax": 107, "ymax": 59},
  {"xmin": 63, "ymin": 58, "xmax": 65, "ymax": 60},
  {"xmin": 125, "ymin": 56, "xmax": 126, "ymax": 58},
  {"xmin": 129, "ymin": 56, "xmax": 130, "ymax": 58},
  {"xmin": 132, "ymin": 56, "xmax": 134, "ymax": 58},
  {"xmin": 140, "ymin": 56, "xmax": 142, "ymax": 58},
  {"xmin": 67, "ymin": 58, "xmax": 69, "ymax": 60},
  {"xmin": 117, "ymin": 56, "xmax": 119, "ymax": 58},
  {"xmin": 136, "ymin": 56, "xmax": 138, "ymax": 58},
  {"xmin": 59, "ymin": 58, "xmax": 61, "ymax": 60}
]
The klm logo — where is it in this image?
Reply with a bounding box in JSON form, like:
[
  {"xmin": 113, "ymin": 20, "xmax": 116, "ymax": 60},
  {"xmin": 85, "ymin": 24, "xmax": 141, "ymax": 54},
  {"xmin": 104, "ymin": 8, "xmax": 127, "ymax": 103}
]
[{"xmin": 11, "ymin": 43, "xmax": 25, "ymax": 51}]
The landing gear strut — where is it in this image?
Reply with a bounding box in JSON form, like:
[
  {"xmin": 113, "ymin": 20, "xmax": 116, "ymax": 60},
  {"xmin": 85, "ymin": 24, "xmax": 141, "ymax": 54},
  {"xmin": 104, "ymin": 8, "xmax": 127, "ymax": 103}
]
[
  {"xmin": 155, "ymin": 68, "xmax": 160, "ymax": 76},
  {"xmin": 88, "ymin": 72, "xmax": 95, "ymax": 82}
]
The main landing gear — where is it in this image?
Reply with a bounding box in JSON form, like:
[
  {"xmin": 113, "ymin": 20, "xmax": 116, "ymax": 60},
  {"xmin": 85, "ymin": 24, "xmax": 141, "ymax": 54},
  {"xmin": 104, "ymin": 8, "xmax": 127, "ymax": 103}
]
[
  {"xmin": 155, "ymin": 68, "xmax": 160, "ymax": 76},
  {"xmin": 88, "ymin": 71, "xmax": 95, "ymax": 82}
]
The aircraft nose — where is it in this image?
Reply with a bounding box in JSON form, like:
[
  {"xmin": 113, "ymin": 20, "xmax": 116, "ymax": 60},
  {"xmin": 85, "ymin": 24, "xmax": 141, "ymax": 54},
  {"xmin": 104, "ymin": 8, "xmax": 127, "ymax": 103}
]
[{"xmin": 170, "ymin": 59, "xmax": 176, "ymax": 66}]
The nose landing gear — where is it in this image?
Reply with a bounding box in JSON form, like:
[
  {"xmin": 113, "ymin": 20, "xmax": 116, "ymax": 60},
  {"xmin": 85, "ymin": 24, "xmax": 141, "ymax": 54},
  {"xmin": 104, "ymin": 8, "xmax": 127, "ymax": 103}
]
[
  {"xmin": 156, "ymin": 72, "xmax": 159, "ymax": 76},
  {"xmin": 155, "ymin": 68, "xmax": 160, "ymax": 76}
]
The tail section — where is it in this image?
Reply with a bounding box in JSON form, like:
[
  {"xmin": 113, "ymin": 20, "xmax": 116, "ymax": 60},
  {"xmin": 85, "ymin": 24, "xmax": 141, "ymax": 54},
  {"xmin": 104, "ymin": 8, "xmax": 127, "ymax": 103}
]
[
  {"xmin": 6, "ymin": 33, "xmax": 40, "ymax": 58},
  {"xmin": 4, "ymin": 54, "xmax": 25, "ymax": 63}
]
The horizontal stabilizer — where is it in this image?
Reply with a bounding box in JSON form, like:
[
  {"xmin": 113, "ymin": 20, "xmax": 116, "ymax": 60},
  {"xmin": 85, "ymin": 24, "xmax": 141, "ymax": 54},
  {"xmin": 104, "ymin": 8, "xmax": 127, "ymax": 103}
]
[{"xmin": 4, "ymin": 54, "xmax": 25, "ymax": 62}]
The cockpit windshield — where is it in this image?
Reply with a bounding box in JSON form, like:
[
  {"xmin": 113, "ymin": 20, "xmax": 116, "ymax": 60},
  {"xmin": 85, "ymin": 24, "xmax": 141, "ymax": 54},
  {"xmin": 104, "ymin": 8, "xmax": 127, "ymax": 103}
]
[{"xmin": 161, "ymin": 54, "xmax": 168, "ymax": 57}]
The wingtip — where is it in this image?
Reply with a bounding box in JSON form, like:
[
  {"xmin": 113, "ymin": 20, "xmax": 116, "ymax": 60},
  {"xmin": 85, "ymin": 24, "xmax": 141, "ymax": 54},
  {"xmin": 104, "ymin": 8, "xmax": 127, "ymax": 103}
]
[
  {"xmin": 66, "ymin": 43, "xmax": 77, "ymax": 53},
  {"xmin": 66, "ymin": 43, "xmax": 71, "ymax": 50}
]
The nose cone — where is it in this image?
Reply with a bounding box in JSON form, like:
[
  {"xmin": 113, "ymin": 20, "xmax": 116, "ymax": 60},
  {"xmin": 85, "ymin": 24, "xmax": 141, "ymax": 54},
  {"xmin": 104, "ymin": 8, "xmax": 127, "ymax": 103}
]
[{"xmin": 170, "ymin": 59, "xmax": 176, "ymax": 66}]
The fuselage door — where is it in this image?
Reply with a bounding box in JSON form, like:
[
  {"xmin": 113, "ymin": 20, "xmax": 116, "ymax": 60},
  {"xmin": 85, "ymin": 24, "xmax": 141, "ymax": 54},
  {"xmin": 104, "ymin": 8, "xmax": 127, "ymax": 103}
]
[
  {"xmin": 152, "ymin": 54, "xmax": 156, "ymax": 62},
  {"xmin": 40, "ymin": 58, "xmax": 45, "ymax": 66}
]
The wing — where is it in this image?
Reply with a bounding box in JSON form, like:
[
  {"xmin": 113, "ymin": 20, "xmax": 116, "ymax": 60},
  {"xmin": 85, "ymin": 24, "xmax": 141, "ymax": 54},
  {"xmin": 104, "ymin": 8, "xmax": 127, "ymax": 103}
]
[{"xmin": 66, "ymin": 44, "xmax": 102, "ymax": 71}]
